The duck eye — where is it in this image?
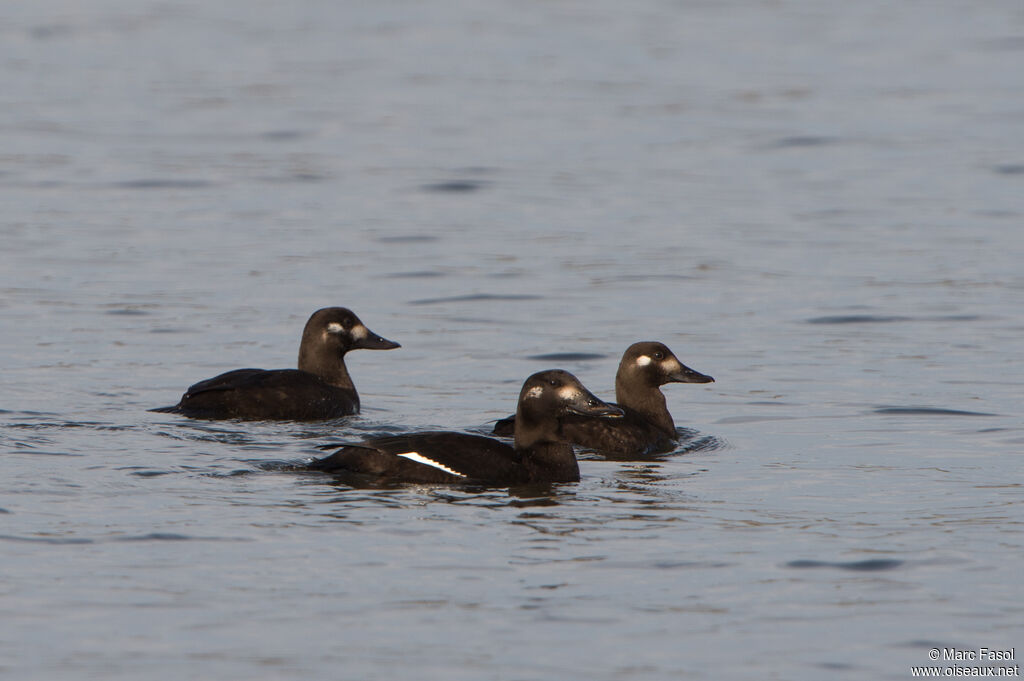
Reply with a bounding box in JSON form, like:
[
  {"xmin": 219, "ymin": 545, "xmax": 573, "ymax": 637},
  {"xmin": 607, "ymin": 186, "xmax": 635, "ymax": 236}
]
[
  {"xmin": 654, "ymin": 351, "xmax": 664, "ymax": 360},
  {"xmin": 548, "ymin": 379, "xmax": 558, "ymax": 387}
]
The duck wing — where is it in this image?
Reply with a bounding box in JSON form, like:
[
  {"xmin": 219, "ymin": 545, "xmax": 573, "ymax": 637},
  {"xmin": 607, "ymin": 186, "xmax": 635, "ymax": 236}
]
[{"xmin": 310, "ymin": 431, "xmax": 526, "ymax": 484}]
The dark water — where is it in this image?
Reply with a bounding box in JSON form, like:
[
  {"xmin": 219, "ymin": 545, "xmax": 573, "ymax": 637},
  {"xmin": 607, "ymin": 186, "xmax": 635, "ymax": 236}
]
[{"xmin": 3, "ymin": 1, "xmax": 1023, "ymax": 679}]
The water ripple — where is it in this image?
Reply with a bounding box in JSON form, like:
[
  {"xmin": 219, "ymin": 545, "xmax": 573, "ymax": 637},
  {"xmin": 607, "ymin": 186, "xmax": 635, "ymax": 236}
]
[
  {"xmin": 420, "ymin": 180, "xmax": 489, "ymax": 193},
  {"xmin": 873, "ymin": 407, "xmax": 998, "ymax": 417},
  {"xmin": 524, "ymin": 352, "xmax": 608, "ymax": 361},
  {"xmin": 113, "ymin": 179, "xmax": 215, "ymax": 189},
  {"xmin": 769, "ymin": 135, "xmax": 841, "ymax": 148},
  {"xmin": 785, "ymin": 559, "xmax": 904, "ymax": 571},
  {"xmin": 806, "ymin": 314, "xmax": 984, "ymax": 324},
  {"xmin": 0, "ymin": 534, "xmax": 94, "ymax": 545},
  {"xmin": 993, "ymin": 164, "xmax": 1024, "ymax": 175},
  {"xmin": 409, "ymin": 293, "xmax": 542, "ymax": 305}
]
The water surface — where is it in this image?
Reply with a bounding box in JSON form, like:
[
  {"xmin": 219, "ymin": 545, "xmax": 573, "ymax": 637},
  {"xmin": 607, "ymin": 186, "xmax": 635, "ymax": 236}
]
[{"xmin": 2, "ymin": 1, "xmax": 1023, "ymax": 679}]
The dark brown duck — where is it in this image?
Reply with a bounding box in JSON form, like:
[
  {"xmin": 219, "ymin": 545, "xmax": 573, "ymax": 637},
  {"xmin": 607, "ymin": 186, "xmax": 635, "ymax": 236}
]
[
  {"xmin": 492, "ymin": 341, "xmax": 713, "ymax": 456},
  {"xmin": 307, "ymin": 369, "xmax": 623, "ymax": 485},
  {"xmin": 151, "ymin": 307, "xmax": 399, "ymax": 420}
]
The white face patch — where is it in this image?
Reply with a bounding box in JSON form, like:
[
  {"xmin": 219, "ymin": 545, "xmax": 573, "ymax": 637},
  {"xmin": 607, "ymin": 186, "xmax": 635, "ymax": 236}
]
[
  {"xmin": 557, "ymin": 386, "xmax": 580, "ymax": 401},
  {"xmin": 326, "ymin": 322, "xmax": 345, "ymax": 334},
  {"xmin": 350, "ymin": 324, "xmax": 369, "ymax": 341},
  {"xmin": 635, "ymin": 355, "xmax": 652, "ymax": 367},
  {"xmin": 525, "ymin": 386, "xmax": 544, "ymax": 400},
  {"xmin": 396, "ymin": 452, "xmax": 467, "ymax": 478}
]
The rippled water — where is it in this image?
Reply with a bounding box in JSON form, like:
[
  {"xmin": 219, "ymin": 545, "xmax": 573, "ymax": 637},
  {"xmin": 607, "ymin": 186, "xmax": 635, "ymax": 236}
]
[{"xmin": 3, "ymin": 1, "xmax": 1023, "ymax": 679}]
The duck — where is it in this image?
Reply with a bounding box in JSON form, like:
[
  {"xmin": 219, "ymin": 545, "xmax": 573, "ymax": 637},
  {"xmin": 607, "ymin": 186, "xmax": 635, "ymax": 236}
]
[
  {"xmin": 151, "ymin": 307, "xmax": 399, "ymax": 420},
  {"xmin": 306, "ymin": 369, "xmax": 623, "ymax": 485},
  {"xmin": 492, "ymin": 341, "xmax": 713, "ymax": 456}
]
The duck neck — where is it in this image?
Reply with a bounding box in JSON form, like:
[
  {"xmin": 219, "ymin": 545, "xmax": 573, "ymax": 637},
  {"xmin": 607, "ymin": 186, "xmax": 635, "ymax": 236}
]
[
  {"xmin": 513, "ymin": 411, "xmax": 580, "ymax": 482},
  {"xmin": 298, "ymin": 344, "xmax": 355, "ymax": 392},
  {"xmin": 615, "ymin": 375, "xmax": 675, "ymax": 435}
]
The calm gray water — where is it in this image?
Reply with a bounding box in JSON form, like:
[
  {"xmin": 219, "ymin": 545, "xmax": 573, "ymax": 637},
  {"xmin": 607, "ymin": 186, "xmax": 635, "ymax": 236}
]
[{"xmin": 2, "ymin": 1, "xmax": 1023, "ymax": 679}]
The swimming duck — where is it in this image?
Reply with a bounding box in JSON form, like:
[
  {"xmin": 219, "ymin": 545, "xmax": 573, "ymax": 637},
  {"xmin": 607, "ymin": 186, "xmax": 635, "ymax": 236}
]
[
  {"xmin": 152, "ymin": 307, "xmax": 399, "ymax": 420},
  {"xmin": 307, "ymin": 369, "xmax": 623, "ymax": 484},
  {"xmin": 492, "ymin": 341, "xmax": 713, "ymax": 456}
]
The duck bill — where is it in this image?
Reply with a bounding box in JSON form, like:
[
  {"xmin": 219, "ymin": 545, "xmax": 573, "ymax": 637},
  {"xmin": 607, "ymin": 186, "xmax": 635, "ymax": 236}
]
[
  {"xmin": 565, "ymin": 389, "xmax": 624, "ymax": 419},
  {"xmin": 354, "ymin": 326, "xmax": 401, "ymax": 350},
  {"xmin": 667, "ymin": 361, "xmax": 714, "ymax": 384}
]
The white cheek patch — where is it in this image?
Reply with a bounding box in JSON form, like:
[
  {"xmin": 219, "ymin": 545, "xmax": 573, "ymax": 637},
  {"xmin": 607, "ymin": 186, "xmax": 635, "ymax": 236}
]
[
  {"xmin": 635, "ymin": 355, "xmax": 652, "ymax": 367},
  {"xmin": 525, "ymin": 386, "xmax": 544, "ymax": 399},
  {"xmin": 396, "ymin": 451, "xmax": 467, "ymax": 478},
  {"xmin": 350, "ymin": 324, "xmax": 369, "ymax": 340},
  {"xmin": 326, "ymin": 322, "xmax": 345, "ymax": 334}
]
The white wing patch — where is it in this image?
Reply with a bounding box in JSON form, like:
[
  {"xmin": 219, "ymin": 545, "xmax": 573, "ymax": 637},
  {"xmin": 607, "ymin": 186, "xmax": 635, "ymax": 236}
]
[
  {"xmin": 396, "ymin": 451, "xmax": 467, "ymax": 478},
  {"xmin": 635, "ymin": 355, "xmax": 652, "ymax": 367}
]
